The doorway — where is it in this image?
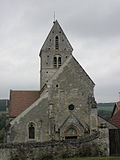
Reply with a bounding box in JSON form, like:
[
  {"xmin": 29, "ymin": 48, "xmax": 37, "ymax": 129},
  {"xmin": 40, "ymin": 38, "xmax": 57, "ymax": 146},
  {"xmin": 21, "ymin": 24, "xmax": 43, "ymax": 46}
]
[{"xmin": 65, "ymin": 136, "xmax": 77, "ymax": 139}]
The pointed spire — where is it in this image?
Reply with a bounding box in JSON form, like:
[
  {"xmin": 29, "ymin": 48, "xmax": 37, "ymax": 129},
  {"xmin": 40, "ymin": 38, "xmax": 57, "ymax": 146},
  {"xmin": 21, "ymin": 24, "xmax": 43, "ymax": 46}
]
[
  {"xmin": 40, "ymin": 20, "xmax": 73, "ymax": 54},
  {"xmin": 40, "ymin": 20, "xmax": 73, "ymax": 88}
]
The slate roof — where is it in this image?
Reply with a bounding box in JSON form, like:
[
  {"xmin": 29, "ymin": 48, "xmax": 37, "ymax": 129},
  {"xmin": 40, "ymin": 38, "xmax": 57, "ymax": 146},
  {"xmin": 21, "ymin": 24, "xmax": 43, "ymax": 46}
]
[
  {"xmin": 9, "ymin": 90, "xmax": 40, "ymax": 118},
  {"xmin": 109, "ymin": 101, "xmax": 120, "ymax": 128}
]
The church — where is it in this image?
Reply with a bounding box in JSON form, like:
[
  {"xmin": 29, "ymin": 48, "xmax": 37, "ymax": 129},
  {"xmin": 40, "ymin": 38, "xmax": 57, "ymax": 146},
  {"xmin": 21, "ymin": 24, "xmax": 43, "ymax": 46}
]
[{"xmin": 6, "ymin": 21, "xmax": 110, "ymax": 151}]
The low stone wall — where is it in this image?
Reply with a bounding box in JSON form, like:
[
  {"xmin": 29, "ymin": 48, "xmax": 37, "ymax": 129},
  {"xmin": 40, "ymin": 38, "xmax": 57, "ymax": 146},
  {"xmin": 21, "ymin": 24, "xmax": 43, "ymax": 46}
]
[{"xmin": 0, "ymin": 131, "xmax": 109, "ymax": 160}]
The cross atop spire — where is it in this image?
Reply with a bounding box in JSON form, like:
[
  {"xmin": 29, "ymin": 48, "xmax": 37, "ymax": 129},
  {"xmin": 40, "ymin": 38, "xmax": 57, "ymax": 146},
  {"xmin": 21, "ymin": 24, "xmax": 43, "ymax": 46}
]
[{"xmin": 53, "ymin": 11, "xmax": 56, "ymax": 23}]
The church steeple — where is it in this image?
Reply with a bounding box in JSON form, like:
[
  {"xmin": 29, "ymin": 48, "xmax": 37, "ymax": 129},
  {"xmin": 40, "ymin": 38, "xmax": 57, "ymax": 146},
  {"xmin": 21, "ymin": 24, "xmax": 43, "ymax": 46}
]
[
  {"xmin": 39, "ymin": 20, "xmax": 73, "ymax": 88},
  {"xmin": 40, "ymin": 20, "xmax": 73, "ymax": 53}
]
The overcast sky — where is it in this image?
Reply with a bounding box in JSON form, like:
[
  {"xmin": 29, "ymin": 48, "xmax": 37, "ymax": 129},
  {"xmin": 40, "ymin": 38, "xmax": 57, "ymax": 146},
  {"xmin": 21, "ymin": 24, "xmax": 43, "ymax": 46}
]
[{"xmin": 0, "ymin": 0, "xmax": 120, "ymax": 103}]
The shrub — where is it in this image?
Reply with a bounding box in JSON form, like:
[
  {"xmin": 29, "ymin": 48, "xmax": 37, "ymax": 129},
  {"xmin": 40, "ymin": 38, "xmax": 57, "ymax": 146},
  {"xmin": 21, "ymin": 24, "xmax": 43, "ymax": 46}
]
[
  {"xmin": 0, "ymin": 129, "xmax": 5, "ymax": 143},
  {"xmin": 0, "ymin": 113, "xmax": 6, "ymax": 130},
  {"xmin": 10, "ymin": 155, "xmax": 19, "ymax": 160},
  {"xmin": 38, "ymin": 152, "xmax": 53, "ymax": 160}
]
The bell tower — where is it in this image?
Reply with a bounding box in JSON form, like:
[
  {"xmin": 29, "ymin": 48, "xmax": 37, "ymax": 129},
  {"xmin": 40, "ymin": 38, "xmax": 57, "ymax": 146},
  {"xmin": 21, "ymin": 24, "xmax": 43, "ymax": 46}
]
[{"xmin": 39, "ymin": 20, "xmax": 73, "ymax": 88}]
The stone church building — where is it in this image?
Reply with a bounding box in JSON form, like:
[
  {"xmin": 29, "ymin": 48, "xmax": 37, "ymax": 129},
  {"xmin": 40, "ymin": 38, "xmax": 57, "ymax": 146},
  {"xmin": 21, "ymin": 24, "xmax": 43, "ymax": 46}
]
[{"xmin": 6, "ymin": 21, "xmax": 111, "ymax": 153}]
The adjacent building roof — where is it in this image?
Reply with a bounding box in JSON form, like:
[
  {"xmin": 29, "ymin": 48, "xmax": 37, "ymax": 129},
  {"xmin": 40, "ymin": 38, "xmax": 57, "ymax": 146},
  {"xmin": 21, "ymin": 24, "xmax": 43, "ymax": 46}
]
[
  {"xmin": 109, "ymin": 101, "xmax": 120, "ymax": 128},
  {"xmin": 116, "ymin": 102, "xmax": 120, "ymax": 109},
  {"xmin": 109, "ymin": 110, "xmax": 120, "ymax": 128},
  {"xmin": 98, "ymin": 116, "xmax": 117, "ymax": 129},
  {"xmin": 9, "ymin": 90, "xmax": 40, "ymax": 118},
  {"xmin": 111, "ymin": 101, "xmax": 120, "ymax": 117}
]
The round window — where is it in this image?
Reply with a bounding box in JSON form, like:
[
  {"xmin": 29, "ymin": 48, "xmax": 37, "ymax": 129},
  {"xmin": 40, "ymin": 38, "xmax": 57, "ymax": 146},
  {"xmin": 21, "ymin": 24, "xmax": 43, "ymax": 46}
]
[{"xmin": 68, "ymin": 104, "xmax": 75, "ymax": 110}]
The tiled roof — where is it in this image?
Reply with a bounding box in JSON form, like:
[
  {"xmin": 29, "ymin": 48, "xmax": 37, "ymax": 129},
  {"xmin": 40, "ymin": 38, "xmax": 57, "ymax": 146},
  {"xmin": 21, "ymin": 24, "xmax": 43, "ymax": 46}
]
[
  {"xmin": 111, "ymin": 101, "xmax": 120, "ymax": 117},
  {"xmin": 116, "ymin": 102, "xmax": 120, "ymax": 109},
  {"xmin": 9, "ymin": 90, "xmax": 40, "ymax": 117},
  {"xmin": 109, "ymin": 110, "xmax": 120, "ymax": 128},
  {"xmin": 109, "ymin": 101, "xmax": 120, "ymax": 128}
]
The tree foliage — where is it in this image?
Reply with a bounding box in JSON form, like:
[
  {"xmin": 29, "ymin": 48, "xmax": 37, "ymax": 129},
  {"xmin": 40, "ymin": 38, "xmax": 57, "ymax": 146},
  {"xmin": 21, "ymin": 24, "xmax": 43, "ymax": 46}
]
[
  {"xmin": 0, "ymin": 113, "xmax": 6, "ymax": 143},
  {"xmin": 0, "ymin": 113, "xmax": 6, "ymax": 130}
]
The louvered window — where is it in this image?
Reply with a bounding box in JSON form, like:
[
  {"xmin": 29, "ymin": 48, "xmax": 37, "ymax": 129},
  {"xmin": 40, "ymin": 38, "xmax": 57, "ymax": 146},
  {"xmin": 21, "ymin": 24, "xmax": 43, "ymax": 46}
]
[
  {"xmin": 53, "ymin": 55, "xmax": 61, "ymax": 68},
  {"xmin": 58, "ymin": 57, "xmax": 61, "ymax": 67},
  {"xmin": 53, "ymin": 57, "xmax": 57, "ymax": 68},
  {"xmin": 55, "ymin": 36, "xmax": 59, "ymax": 49}
]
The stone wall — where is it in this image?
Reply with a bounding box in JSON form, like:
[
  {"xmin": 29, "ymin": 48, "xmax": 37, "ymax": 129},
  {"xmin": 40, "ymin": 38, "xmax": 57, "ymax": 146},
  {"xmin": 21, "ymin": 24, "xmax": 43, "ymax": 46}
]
[{"xmin": 0, "ymin": 131, "xmax": 109, "ymax": 160}]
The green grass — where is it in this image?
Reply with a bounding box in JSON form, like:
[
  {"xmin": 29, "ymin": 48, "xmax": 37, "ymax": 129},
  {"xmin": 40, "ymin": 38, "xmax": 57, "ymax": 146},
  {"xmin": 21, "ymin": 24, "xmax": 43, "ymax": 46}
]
[{"xmin": 55, "ymin": 157, "xmax": 120, "ymax": 160}]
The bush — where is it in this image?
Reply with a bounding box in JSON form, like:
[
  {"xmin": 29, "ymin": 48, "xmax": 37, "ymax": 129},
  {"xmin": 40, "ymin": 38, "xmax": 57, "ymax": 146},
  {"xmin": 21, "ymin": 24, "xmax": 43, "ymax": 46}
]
[
  {"xmin": 0, "ymin": 113, "xmax": 6, "ymax": 130},
  {"xmin": 0, "ymin": 113, "xmax": 6, "ymax": 143},
  {"xmin": 10, "ymin": 155, "xmax": 19, "ymax": 160},
  {"xmin": 41, "ymin": 154, "xmax": 53, "ymax": 160},
  {"xmin": 38, "ymin": 153, "xmax": 53, "ymax": 160},
  {"xmin": 0, "ymin": 129, "xmax": 5, "ymax": 143}
]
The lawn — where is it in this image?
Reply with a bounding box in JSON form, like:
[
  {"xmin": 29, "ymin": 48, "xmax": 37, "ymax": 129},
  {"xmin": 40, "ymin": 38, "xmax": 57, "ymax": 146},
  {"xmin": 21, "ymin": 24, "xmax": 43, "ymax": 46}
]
[{"xmin": 55, "ymin": 157, "xmax": 120, "ymax": 160}]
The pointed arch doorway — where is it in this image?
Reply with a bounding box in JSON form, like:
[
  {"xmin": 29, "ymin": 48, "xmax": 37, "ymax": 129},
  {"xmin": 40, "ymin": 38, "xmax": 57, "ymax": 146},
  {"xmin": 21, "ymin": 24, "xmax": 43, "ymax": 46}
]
[{"xmin": 64, "ymin": 126, "xmax": 78, "ymax": 139}]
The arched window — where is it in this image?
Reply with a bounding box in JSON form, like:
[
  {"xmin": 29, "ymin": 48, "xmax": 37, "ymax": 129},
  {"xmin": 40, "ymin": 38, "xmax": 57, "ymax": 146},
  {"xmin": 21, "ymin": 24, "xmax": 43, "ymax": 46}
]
[
  {"xmin": 28, "ymin": 122, "xmax": 35, "ymax": 139},
  {"xmin": 53, "ymin": 57, "xmax": 57, "ymax": 68},
  {"xmin": 53, "ymin": 55, "xmax": 61, "ymax": 68},
  {"xmin": 55, "ymin": 36, "xmax": 59, "ymax": 50},
  {"xmin": 58, "ymin": 57, "xmax": 61, "ymax": 67}
]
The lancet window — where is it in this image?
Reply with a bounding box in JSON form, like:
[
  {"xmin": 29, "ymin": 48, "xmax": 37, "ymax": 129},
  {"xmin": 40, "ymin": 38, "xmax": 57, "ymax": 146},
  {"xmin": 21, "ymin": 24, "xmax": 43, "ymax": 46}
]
[
  {"xmin": 55, "ymin": 36, "xmax": 59, "ymax": 49},
  {"xmin": 28, "ymin": 122, "xmax": 35, "ymax": 139},
  {"xmin": 53, "ymin": 55, "xmax": 61, "ymax": 68}
]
